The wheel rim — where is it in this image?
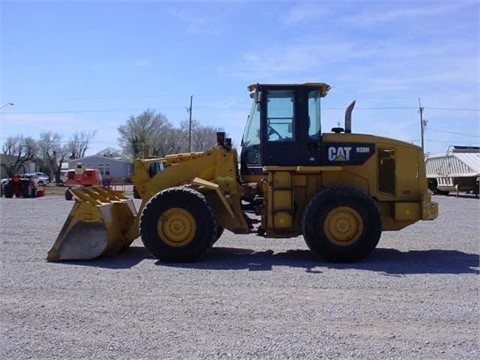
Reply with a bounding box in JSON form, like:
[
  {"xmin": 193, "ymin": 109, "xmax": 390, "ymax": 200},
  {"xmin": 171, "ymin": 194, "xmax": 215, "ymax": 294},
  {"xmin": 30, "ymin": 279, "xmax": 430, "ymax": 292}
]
[
  {"xmin": 324, "ymin": 206, "xmax": 363, "ymax": 246},
  {"xmin": 157, "ymin": 208, "xmax": 196, "ymax": 247}
]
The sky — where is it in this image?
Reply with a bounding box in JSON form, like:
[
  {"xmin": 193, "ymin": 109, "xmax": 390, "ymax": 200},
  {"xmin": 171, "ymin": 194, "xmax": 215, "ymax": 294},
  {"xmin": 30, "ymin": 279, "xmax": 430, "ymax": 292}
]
[{"xmin": 0, "ymin": 0, "xmax": 478, "ymax": 156}]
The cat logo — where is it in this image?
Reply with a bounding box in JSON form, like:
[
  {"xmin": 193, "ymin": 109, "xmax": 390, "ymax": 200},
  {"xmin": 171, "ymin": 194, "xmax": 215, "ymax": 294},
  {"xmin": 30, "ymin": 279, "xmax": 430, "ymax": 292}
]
[{"xmin": 328, "ymin": 146, "xmax": 352, "ymax": 161}]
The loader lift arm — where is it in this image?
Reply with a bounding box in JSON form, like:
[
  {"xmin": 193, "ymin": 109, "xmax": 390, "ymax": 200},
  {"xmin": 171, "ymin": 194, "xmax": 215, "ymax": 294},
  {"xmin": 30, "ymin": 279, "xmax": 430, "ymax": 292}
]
[{"xmin": 130, "ymin": 133, "xmax": 251, "ymax": 234}]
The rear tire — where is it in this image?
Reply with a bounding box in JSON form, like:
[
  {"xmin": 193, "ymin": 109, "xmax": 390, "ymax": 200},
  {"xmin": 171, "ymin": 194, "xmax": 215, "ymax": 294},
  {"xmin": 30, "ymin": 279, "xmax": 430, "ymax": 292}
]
[
  {"xmin": 65, "ymin": 188, "xmax": 73, "ymax": 201},
  {"xmin": 4, "ymin": 182, "xmax": 13, "ymax": 198},
  {"xmin": 22, "ymin": 184, "xmax": 33, "ymax": 198},
  {"xmin": 302, "ymin": 185, "xmax": 382, "ymax": 262},
  {"xmin": 140, "ymin": 187, "xmax": 217, "ymax": 262}
]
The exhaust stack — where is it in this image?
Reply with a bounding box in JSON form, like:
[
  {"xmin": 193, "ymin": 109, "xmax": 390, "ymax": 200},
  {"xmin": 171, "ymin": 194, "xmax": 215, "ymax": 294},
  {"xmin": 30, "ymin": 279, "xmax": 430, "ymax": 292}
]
[{"xmin": 344, "ymin": 100, "xmax": 356, "ymax": 134}]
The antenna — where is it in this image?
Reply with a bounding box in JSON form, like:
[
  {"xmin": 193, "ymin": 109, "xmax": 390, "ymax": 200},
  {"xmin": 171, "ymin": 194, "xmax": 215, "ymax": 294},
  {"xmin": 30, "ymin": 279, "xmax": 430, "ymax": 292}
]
[{"xmin": 188, "ymin": 95, "xmax": 193, "ymax": 152}]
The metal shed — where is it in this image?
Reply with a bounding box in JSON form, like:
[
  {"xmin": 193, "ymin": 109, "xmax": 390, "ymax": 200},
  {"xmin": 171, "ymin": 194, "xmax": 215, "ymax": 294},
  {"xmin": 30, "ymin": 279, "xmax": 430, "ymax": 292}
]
[
  {"xmin": 425, "ymin": 146, "xmax": 479, "ymax": 196},
  {"xmin": 67, "ymin": 155, "xmax": 133, "ymax": 184}
]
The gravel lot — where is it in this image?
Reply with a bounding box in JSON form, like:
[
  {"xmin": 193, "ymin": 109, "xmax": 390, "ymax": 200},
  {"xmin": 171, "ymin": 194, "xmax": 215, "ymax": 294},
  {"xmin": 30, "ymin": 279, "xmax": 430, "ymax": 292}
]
[{"xmin": 1, "ymin": 193, "xmax": 478, "ymax": 359}]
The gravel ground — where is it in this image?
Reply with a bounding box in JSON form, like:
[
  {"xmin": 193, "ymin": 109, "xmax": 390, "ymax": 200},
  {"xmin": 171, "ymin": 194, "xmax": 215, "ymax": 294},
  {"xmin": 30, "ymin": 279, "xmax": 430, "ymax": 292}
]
[{"xmin": 0, "ymin": 193, "xmax": 478, "ymax": 360}]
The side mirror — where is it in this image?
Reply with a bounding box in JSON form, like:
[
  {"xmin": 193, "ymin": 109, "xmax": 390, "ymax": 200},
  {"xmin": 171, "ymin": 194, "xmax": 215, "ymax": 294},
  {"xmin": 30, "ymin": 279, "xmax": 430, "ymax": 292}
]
[{"xmin": 255, "ymin": 90, "xmax": 262, "ymax": 104}]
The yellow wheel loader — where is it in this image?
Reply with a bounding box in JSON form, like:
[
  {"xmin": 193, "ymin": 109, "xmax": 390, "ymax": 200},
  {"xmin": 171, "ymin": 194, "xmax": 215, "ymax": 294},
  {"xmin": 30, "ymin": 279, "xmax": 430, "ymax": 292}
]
[{"xmin": 47, "ymin": 82, "xmax": 438, "ymax": 263}]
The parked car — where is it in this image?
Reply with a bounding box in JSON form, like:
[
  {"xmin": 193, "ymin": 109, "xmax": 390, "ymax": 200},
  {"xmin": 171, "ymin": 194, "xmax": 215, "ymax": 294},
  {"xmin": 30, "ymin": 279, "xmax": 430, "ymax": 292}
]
[
  {"xmin": 34, "ymin": 172, "xmax": 50, "ymax": 181},
  {"xmin": 22, "ymin": 173, "xmax": 49, "ymax": 186},
  {"xmin": 0, "ymin": 178, "xmax": 9, "ymax": 196}
]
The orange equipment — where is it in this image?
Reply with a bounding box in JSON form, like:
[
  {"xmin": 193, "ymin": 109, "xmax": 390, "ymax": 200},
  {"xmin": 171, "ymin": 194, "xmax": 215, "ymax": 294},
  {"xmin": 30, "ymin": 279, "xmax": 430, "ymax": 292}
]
[{"xmin": 64, "ymin": 164, "xmax": 103, "ymax": 200}]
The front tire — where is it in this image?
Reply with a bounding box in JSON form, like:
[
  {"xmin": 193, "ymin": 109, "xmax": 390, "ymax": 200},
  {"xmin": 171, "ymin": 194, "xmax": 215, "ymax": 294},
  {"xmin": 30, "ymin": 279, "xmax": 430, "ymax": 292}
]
[
  {"xmin": 140, "ymin": 187, "xmax": 217, "ymax": 262},
  {"xmin": 302, "ymin": 185, "xmax": 382, "ymax": 262}
]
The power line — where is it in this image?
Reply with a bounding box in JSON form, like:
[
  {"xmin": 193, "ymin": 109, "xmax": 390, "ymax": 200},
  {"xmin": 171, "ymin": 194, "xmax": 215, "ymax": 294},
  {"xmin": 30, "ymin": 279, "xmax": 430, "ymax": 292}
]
[
  {"xmin": 0, "ymin": 137, "xmax": 120, "ymax": 144},
  {"xmin": 424, "ymin": 107, "xmax": 479, "ymax": 111},
  {"xmin": 4, "ymin": 106, "xmax": 187, "ymax": 114},
  {"xmin": 428, "ymin": 128, "xmax": 480, "ymax": 138},
  {"xmin": 322, "ymin": 106, "xmax": 417, "ymax": 110},
  {"xmin": 425, "ymin": 139, "xmax": 478, "ymax": 144},
  {"xmin": 3, "ymin": 104, "xmax": 478, "ymax": 115}
]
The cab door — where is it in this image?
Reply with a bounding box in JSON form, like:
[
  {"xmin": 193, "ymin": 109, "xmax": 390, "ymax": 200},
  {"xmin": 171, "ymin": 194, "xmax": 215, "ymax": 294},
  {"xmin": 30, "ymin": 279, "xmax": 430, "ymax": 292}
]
[
  {"xmin": 261, "ymin": 88, "xmax": 321, "ymax": 166},
  {"xmin": 261, "ymin": 88, "xmax": 300, "ymax": 166}
]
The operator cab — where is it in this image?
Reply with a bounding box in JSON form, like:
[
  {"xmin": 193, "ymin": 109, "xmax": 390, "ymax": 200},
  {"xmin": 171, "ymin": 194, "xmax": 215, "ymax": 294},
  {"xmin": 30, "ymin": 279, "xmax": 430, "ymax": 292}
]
[{"xmin": 240, "ymin": 83, "xmax": 330, "ymax": 176}]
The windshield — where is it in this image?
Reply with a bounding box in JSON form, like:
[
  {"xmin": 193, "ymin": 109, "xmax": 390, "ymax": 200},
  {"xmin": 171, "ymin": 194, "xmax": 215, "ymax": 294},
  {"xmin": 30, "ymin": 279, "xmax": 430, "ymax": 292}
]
[{"xmin": 242, "ymin": 99, "xmax": 261, "ymax": 146}]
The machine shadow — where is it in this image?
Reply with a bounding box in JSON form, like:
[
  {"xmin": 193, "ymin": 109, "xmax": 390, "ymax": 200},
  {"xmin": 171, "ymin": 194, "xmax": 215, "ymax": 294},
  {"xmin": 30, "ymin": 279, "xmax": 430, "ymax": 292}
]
[
  {"xmin": 61, "ymin": 245, "xmax": 479, "ymax": 275},
  {"xmin": 160, "ymin": 247, "xmax": 479, "ymax": 275},
  {"xmin": 56, "ymin": 246, "xmax": 154, "ymax": 269}
]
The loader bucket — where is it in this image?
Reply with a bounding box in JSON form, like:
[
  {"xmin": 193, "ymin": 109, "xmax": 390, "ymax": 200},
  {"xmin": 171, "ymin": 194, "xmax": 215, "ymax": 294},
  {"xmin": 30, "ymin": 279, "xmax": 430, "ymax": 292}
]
[{"xmin": 47, "ymin": 187, "xmax": 138, "ymax": 262}]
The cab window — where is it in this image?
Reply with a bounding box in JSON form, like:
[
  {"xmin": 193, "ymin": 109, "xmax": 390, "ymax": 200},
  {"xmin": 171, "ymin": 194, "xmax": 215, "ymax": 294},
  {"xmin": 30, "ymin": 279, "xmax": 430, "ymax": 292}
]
[
  {"xmin": 266, "ymin": 90, "xmax": 295, "ymax": 142},
  {"xmin": 308, "ymin": 90, "xmax": 321, "ymax": 138}
]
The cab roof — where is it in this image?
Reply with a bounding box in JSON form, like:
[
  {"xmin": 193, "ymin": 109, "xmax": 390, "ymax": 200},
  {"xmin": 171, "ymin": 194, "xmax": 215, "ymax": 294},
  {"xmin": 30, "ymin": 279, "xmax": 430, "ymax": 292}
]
[{"xmin": 247, "ymin": 82, "xmax": 331, "ymax": 97}]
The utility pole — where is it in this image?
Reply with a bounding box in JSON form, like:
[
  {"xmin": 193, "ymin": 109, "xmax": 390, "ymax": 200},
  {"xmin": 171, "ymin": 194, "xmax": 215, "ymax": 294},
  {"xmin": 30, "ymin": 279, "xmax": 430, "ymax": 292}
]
[
  {"xmin": 418, "ymin": 98, "xmax": 427, "ymax": 153},
  {"xmin": 188, "ymin": 95, "xmax": 193, "ymax": 152}
]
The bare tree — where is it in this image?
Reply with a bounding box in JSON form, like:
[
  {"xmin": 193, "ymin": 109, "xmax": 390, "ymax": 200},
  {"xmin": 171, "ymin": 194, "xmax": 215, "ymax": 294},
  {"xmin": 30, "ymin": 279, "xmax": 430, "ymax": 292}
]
[
  {"xmin": 118, "ymin": 109, "xmax": 173, "ymax": 159},
  {"xmin": 151, "ymin": 127, "xmax": 185, "ymax": 156},
  {"xmin": 96, "ymin": 147, "xmax": 122, "ymax": 158},
  {"xmin": 180, "ymin": 119, "xmax": 223, "ymax": 152},
  {"xmin": 37, "ymin": 132, "xmax": 71, "ymax": 183},
  {"xmin": 67, "ymin": 130, "xmax": 97, "ymax": 159},
  {"xmin": 118, "ymin": 109, "xmax": 226, "ymax": 160},
  {"xmin": 1, "ymin": 135, "xmax": 38, "ymax": 177}
]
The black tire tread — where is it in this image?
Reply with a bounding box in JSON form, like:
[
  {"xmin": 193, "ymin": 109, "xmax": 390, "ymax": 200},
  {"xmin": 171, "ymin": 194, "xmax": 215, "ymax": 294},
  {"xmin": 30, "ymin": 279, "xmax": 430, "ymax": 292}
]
[
  {"xmin": 65, "ymin": 188, "xmax": 73, "ymax": 201},
  {"xmin": 302, "ymin": 185, "xmax": 382, "ymax": 262},
  {"xmin": 140, "ymin": 187, "xmax": 217, "ymax": 262}
]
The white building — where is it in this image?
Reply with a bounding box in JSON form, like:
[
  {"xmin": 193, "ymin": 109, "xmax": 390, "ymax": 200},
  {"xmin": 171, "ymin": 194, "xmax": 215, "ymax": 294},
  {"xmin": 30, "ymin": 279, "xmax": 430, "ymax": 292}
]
[{"xmin": 425, "ymin": 146, "xmax": 479, "ymax": 196}]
